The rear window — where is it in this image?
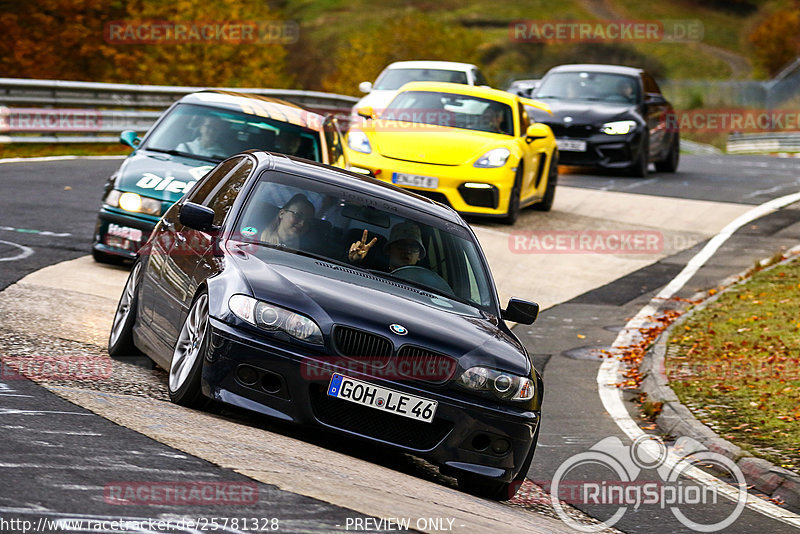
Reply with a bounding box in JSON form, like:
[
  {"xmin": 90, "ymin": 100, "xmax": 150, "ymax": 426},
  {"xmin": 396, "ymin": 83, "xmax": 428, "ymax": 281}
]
[{"xmin": 374, "ymin": 68, "xmax": 469, "ymax": 90}]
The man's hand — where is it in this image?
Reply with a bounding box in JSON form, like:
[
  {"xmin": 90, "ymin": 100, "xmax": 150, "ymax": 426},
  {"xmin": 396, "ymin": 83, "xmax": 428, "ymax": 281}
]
[{"xmin": 348, "ymin": 229, "xmax": 378, "ymax": 262}]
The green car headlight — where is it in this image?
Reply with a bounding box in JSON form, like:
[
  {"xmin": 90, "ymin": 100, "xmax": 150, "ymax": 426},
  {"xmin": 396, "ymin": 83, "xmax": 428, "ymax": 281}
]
[
  {"xmin": 104, "ymin": 190, "xmax": 162, "ymax": 216},
  {"xmin": 457, "ymin": 366, "xmax": 535, "ymax": 401},
  {"xmin": 229, "ymin": 294, "xmax": 323, "ymax": 345}
]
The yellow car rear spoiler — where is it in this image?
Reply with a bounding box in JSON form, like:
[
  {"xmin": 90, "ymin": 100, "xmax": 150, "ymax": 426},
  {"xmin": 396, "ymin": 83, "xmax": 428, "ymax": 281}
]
[{"xmin": 520, "ymin": 98, "xmax": 552, "ymax": 115}]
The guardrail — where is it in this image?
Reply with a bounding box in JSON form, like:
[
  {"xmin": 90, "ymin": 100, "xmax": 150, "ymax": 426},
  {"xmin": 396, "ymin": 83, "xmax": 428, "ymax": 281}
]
[
  {"xmin": 0, "ymin": 77, "xmax": 359, "ymax": 143},
  {"xmin": 726, "ymin": 132, "xmax": 800, "ymax": 154}
]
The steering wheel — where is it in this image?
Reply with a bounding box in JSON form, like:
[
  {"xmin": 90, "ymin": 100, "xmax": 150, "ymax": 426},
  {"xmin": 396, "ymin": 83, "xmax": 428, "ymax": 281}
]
[{"xmin": 391, "ymin": 266, "xmax": 453, "ymax": 294}]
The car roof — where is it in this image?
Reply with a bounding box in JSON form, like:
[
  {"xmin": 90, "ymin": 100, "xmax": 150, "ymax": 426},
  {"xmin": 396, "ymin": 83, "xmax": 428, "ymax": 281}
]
[
  {"xmin": 384, "ymin": 60, "xmax": 478, "ymax": 72},
  {"xmin": 545, "ymin": 64, "xmax": 644, "ymax": 76},
  {"xmin": 395, "ymin": 81, "xmax": 517, "ymax": 104},
  {"xmin": 176, "ymin": 90, "xmax": 325, "ymax": 130},
  {"xmin": 246, "ymin": 151, "xmax": 464, "ymax": 224}
]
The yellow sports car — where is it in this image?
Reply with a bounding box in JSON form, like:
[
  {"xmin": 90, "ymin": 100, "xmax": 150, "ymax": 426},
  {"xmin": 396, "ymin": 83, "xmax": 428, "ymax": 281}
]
[{"xmin": 346, "ymin": 82, "xmax": 558, "ymax": 224}]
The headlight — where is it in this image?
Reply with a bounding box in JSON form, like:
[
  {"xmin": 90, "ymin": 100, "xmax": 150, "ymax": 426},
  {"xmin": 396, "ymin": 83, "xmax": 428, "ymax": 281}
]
[
  {"xmin": 229, "ymin": 294, "xmax": 323, "ymax": 345},
  {"xmin": 473, "ymin": 148, "xmax": 510, "ymax": 168},
  {"xmin": 104, "ymin": 190, "xmax": 161, "ymax": 216},
  {"xmin": 347, "ymin": 129, "xmax": 372, "ymax": 154},
  {"xmin": 601, "ymin": 120, "xmax": 637, "ymax": 135},
  {"xmin": 456, "ymin": 366, "xmax": 535, "ymax": 401}
]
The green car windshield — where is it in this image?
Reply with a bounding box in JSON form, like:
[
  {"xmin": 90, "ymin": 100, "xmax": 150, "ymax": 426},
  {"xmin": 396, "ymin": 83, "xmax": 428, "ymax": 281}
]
[
  {"xmin": 234, "ymin": 170, "xmax": 498, "ymax": 313},
  {"xmin": 144, "ymin": 103, "xmax": 322, "ymax": 162}
]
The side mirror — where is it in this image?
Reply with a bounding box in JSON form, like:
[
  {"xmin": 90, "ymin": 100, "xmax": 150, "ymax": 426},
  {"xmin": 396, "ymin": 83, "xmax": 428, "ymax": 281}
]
[
  {"xmin": 179, "ymin": 202, "xmax": 216, "ymax": 232},
  {"xmin": 119, "ymin": 130, "xmax": 141, "ymax": 149},
  {"xmin": 525, "ymin": 123, "xmax": 551, "ymax": 144},
  {"xmin": 358, "ymin": 81, "xmax": 373, "ymax": 93},
  {"xmin": 645, "ymin": 93, "xmax": 666, "ymax": 105},
  {"xmin": 502, "ymin": 298, "xmax": 539, "ymax": 324},
  {"xmin": 356, "ymin": 106, "xmax": 375, "ymax": 120}
]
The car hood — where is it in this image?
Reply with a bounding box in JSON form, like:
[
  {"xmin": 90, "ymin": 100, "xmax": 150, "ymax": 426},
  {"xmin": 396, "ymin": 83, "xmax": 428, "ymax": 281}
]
[
  {"xmin": 368, "ymin": 124, "xmax": 508, "ymax": 166},
  {"xmin": 229, "ymin": 248, "xmax": 530, "ymax": 376},
  {"xmin": 114, "ymin": 149, "xmax": 216, "ymax": 201},
  {"xmin": 531, "ymin": 100, "xmax": 636, "ymax": 126}
]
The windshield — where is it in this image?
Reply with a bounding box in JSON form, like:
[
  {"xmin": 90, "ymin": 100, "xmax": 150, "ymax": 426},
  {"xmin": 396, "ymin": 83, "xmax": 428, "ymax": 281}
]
[
  {"xmin": 381, "ymin": 91, "xmax": 514, "ymax": 136},
  {"xmin": 233, "ymin": 170, "xmax": 497, "ymax": 312},
  {"xmin": 373, "ymin": 68, "xmax": 469, "ymax": 90},
  {"xmin": 534, "ymin": 72, "xmax": 640, "ymax": 104},
  {"xmin": 143, "ymin": 103, "xmax": 322, "ymax": 162}
]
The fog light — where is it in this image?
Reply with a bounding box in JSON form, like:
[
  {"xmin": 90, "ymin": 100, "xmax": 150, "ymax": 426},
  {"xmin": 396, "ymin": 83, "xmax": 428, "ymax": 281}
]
[
  {"xmin": 491, "ymin": 438, "xmax": 511, "ymax": 454},
  {"xmin": 235, "ymin": 365, "xmax": 259, "ymax": 386},
  {"xmin": 472, "ymin": 433, "xmax": 491, "ymax": 451}
]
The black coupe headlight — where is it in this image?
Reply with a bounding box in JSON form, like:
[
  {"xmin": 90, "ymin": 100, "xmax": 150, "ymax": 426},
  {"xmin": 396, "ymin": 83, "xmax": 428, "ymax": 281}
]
[
  {"xmin": 457, "ymin": 366, "xmax": 535, "ymax": 401},
  {"xmin": 600, "ymin": 120, "xmax": 637, "ymax": 135},
  {"xmin": 229, "ymin": 294, "xmax": 323, "ymax": 345}
]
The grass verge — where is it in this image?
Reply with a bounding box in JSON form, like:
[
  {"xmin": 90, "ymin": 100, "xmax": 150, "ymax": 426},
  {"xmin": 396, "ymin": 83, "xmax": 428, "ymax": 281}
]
[{"xmin": 666, "ymin": 256, "xmax": 800, "ymax": 472}]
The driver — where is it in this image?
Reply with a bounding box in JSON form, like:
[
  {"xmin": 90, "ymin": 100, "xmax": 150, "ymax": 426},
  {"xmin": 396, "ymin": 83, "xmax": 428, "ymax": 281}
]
[{"xmin": 348, "ymin": 221, "xmax": 426, "ymax": 270}]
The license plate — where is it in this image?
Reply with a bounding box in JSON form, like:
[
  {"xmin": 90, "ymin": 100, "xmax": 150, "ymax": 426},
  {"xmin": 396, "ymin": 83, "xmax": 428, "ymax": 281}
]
[
  {"xmin": 556, "ymin": 139, "xmax": 587, "ymax": 152},
  {"xmin": 327, "ymin": 373, "xmax": 438, "ymax": 423},
  {"xmin": 392, "ymin": 172, "xmax": 438, "ymax": 189},
  {"xmin": 107, "ymin": 223, "xmax": 143, "ymax": 242}
]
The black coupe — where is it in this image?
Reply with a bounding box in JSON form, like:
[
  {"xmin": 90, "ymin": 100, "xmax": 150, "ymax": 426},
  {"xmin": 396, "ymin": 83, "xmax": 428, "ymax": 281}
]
[
  {"xmin": 530, "ymin": 64, "xmax": 679, "ymax": 177},
  {"xmin": 108, "ymin": 151, "xmax": 543, "ymax": 500}
]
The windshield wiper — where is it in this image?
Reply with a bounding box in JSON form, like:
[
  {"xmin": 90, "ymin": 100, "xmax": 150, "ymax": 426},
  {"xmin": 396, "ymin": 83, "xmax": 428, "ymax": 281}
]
[{"xmin": 146, "ymin": 147, "xmax": 222, "ymax": 163}]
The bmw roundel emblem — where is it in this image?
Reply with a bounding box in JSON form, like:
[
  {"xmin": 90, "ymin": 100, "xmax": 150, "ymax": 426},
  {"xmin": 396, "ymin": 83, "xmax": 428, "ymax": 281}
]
[{"xmin": 389, "ymin": 324, "xmax": 408, "ymax": 335}]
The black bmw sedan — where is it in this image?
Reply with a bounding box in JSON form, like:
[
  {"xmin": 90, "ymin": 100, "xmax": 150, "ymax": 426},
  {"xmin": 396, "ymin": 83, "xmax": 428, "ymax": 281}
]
[
  {"xmin": 529, "ymin": 64, "xmax": 679, "ymax": 177},
  {"xmin": 108, "ymin": 151, "xmax": 543, "ymax": 500}
]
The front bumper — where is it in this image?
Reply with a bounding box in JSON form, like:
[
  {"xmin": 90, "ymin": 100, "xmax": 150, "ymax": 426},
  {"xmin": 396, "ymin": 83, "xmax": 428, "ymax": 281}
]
[
  {"xmin": 202, "ymin": 318, "xmax": 540, "ymax": 482},
  {"xmin": 555, "ymin": 130, "xmax": 644, "ymax": 168},
  {"xmin": 347, "ymin": 152, "xmax": 517, "ymax": 217},
  {"xmin": 93, "ymin": 207, "xmax": 158, "ymax": 260}
]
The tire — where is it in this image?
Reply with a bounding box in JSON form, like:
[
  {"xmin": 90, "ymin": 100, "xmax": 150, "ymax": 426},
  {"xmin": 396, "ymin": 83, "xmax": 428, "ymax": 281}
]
[
  {"xmin": 457, "ymin": 426, "xmax": 540, "ymax": 501},
  {"xmin": 626, "ymin": 136, "xmax": 649, "ymax": 178},
  {"xmin": 532, "ymin": 153, "xmax": 557, "ymax": 212},
  {"xmin": 500, "ymin": 165, "xmax": 523, "ymax": 225},
  {"xmin": 168, "ymin": 291, "xmax": 210, "ymax": 408},
  {"xmin": 108, "ymin": 261, "xmax": 143, "ymax": 357},
  {"xmin": 655, "ymin": 134, "xmax": 679, "ymax": 173}
]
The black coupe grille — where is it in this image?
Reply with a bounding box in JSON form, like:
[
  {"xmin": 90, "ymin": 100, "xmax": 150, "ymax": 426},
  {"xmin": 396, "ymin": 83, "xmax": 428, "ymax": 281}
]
[
  {"xmin": 547, "ymin": 122, "xmax": 596, "ymax": 138},
  {"xmin": 309, "ymin": 385, "xmax": 453, "ymax": 450}
]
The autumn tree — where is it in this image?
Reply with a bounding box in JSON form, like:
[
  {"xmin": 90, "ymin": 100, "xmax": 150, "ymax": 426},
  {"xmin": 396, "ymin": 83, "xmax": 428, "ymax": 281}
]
[
  {"xmin": 748, "ymin": 3, "xmax": 800, "ymax": 77},
  {"xmin": 320, "ymin": 12, "xmax": 482, "ymax": 96},
  {"xmin": 0, "ymin": 0, "xmax": 293, "ymax": 88}
]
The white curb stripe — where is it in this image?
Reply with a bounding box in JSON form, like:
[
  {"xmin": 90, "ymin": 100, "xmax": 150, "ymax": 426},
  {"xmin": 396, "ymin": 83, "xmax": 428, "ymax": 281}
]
[{"xmin": 598, "ymin": 191, "xmax": 800, "ymax": 527}]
